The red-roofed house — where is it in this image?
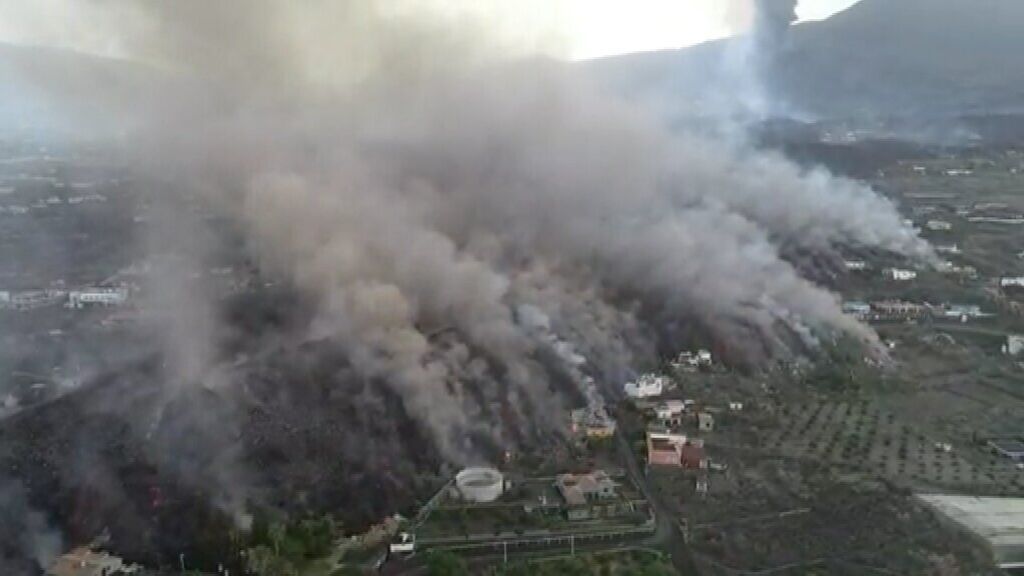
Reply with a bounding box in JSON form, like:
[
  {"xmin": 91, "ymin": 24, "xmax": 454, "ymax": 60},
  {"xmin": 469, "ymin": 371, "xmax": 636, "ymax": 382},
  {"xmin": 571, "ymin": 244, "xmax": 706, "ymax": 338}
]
[{"xmin": 680, "ymin": 444, "xmax": 708, "ymax": 470}]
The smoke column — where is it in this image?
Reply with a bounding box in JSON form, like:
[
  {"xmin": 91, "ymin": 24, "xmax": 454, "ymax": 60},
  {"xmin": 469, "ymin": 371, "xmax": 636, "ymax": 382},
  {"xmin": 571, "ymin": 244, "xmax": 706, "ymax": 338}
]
[{"xmin": 5, "ymin": 0, "xmax": 932, "ymax": 465}]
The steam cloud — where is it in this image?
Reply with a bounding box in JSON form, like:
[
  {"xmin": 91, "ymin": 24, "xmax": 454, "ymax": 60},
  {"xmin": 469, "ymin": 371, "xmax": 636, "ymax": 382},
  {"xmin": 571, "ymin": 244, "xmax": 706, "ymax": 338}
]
[{"xmin": 8, "ymin": 0, "xmax": 932, "ymax": 465}]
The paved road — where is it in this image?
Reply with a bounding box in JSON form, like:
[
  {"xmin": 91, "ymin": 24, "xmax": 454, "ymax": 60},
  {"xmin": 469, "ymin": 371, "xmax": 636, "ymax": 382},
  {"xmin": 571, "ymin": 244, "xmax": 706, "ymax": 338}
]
[{"xmin": 614, "ymin": 427, "xmax": 699, "ymax": 574}]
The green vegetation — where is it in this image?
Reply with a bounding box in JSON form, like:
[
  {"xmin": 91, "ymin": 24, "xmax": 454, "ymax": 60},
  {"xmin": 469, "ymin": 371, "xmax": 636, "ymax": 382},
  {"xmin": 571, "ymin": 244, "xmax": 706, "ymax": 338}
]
[
  {"xmin": 425, "ymin": 550, "xmax": 470, "ymax": 576},
  {"xmin": 799, "ymin": 338, "xmax": 883, "ymax": 394},
  {"xmin": 244, "ymin": 512, "xmax": 341, "ymax": 576}
]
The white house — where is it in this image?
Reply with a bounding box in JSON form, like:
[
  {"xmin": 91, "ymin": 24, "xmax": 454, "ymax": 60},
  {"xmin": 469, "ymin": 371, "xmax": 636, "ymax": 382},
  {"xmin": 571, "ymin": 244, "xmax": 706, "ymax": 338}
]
[
  {"xmin": 671, "ymin": 349, "xmax": 713, "ymax": 371},
  {"xmin": 941, "ymin": 304, "xmax": 983, "ymax": 321},
  {"xmin": 389, "ymin": 532, "xmax": 415, "ymax": 555},
  {"xmin": 926, "ymin": 220, "xmax": 953, "ymax": 231},
  {"xmin": 655, "ymin": 400, "xmax": 687, "ymax": 424},
  {"xmin": 1005, "ymin": 335, "xmax": 1024, "ymax": 356},
  {"xmin": 1000, "ymin": 277, "xmax": 1024, "ymax": 288},
  {"xmin": 67, "ymin": 287, "xmax": 129, "ymax": 308},
  {"xmin": 886, "ymin": 268, "xmax": 917, "ymax": 281},
  {"xmin": 843, "ymin": 260, "xmax": 868, "ymax": 271},
  {"xmin": 624, "ymin": 373, "xmax": 667, "ymax": 398}
]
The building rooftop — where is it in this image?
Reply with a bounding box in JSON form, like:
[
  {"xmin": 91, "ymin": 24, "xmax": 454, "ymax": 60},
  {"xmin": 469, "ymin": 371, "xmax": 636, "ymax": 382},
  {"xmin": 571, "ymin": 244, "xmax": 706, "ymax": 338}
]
[
  {"xmin": 649, "ymin": 438, "xmax": 679, "ymax": 452},
  {"xmin": 917, "ymin": 495, "xmax": 1024, "ymax": 568},
  {"xmin": 555, "ymin": 470, "xmax": 616, "ymax": 507}
]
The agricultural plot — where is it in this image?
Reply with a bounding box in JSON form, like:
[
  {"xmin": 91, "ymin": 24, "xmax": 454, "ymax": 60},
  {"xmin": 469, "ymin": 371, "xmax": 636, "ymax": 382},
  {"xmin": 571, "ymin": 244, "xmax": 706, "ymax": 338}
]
[{"xmin": 763, "ymin": 401, "xmax": 1024, "ymax": 494}]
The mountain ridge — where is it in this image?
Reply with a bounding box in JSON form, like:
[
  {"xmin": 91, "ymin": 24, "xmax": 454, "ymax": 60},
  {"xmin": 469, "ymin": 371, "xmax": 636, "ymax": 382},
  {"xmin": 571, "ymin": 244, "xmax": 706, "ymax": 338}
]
[{"xmin": 583, "ymin": 0, "xmax": 1024, "ymax": 120}]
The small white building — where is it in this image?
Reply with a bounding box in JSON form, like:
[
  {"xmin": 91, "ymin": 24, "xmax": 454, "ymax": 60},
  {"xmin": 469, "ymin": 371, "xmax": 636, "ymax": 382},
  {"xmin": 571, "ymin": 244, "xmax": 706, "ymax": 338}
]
[
  {"xmin": 926, "ymin": 220, "xmax": 953, "ymax": 231},
  {"xmin": 698, "ymin": 412, "xmax": 714, "ymax": 432},
  {"xmin": 843, "ymin": 260, "xmax": 868, "ymax": 271},
  {"xmin": 1000, "ymin": 277, "xmax": 1024, "ymax": 289},
  {"xmin": 655, "ymin": 400, "xmax": 687, "ymax": 424},
  {"xmin": 671, "ymin": 349, "xmax": 712, "ymax": 371},
  {"xmin": 885, "ymin": 268, "xmax": 917, "ymax": 281},
  {"xmin": 389, "ymin": 532, "xmax": 415, "ymax": 555},
  {"xmin": 67, "ymin": 287, "xmax": 128, "ymax": 309},
  {"xmin": 1005, "ymin": 335, "xmax": 1024, "ymax": 356},
  {"xmin": 624, "ymin": 373, "xmax": 667, "ymax": 399},
  {"xmin": 941, "ymin": 304, "xmax": 984, "ymax": 321}
]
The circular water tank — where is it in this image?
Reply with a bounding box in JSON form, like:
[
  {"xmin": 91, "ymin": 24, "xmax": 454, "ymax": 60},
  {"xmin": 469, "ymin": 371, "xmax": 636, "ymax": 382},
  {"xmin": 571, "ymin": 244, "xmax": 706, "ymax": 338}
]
[{"xmin": 455, "ymin": 467, "xmax": 504, "ymax": 503}]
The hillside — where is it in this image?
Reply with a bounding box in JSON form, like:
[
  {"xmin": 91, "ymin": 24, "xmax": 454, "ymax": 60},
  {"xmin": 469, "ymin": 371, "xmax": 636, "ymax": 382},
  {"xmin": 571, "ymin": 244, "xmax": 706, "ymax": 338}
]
[{"xmin": 584, "ymin": 0, "xmax": 1024, "ymax": 120}]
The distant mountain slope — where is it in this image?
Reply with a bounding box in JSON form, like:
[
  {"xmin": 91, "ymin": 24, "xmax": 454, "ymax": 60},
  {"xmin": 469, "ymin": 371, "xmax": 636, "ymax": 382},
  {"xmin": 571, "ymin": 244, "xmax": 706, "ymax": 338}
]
[
  {"xmin": 0, "ymin": 43, "xmax": 162, "ymax": 135},
  {"xmin": 585, "ymin": 0, "xmax": 1024, "ymax": 119}
]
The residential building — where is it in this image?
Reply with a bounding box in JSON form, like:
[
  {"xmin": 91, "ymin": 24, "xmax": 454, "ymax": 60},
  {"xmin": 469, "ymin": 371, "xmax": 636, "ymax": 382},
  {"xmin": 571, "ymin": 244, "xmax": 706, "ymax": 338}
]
[
  {"xmin": 843, "ymin": 260, "xmax": 868, "ymax": 271},
  {"xmin": 570, "ymin": 406, "xmax": 617, "ymax": 438},
  {"xmin": 938, "ymin": 262, "xmax": 978, "ymax": 278},
  {"xmin": 624, "ymin": 373, "xmax": 667, "ymax": 398},
  {"xmin": 555, "ymin": 470, "xmax": 616, "ymax": 506},
  {"xmin": 1006, "ymin": 335, "xmax": 1024, "ymax": 356},
  {"xmin": 885, "ymin": 268, "xmax": 917, "ymax": 281},
  {"xmin": 941, "ymin": 304, "xmax": 984, "ymax": 321},
  {"xmin": 871, "ymin": 300, "xmax": 927, "ymax": 320},
  {"xmin": 695, "ymin": 476, "xmax": 709, "ymax": 496},
  {"xmin": 654, "ymin": 400, "xmax": 687, "ymax": 426},
  {"xmin": 389, "ymin": 532, "xmax": 415, "ymax": 555},
  {"xmin": 680, "ymin": 444, "xmax": 708, "ymax": 470},
  {"xmin": 671, "ymin": 349, "xmax": 713, "ymax": 371},
  {"xmin": 2, "ymin": 289, "xmax": 66, "ymax": 310},
  {"xmin": 698, "ymin": 412, "xmax": 714, "ymax": 432},
  {"xmin": 926, "ymin": 220, "xmax": 953, "ymax": 231},
  {"xmin": 647, "ymin": 429, "xmax": 688, "ymax": 467},
  {"xmin": 67, "ymin": 287, "xmax": 128, "ymax": 309},
  {"xmin": 555, "ymin": 470, "xmax": 626, "ymax": 520},
  {"xmin": 1001, "ymin": 277, "xmax": 1024, "ymax": 289}
]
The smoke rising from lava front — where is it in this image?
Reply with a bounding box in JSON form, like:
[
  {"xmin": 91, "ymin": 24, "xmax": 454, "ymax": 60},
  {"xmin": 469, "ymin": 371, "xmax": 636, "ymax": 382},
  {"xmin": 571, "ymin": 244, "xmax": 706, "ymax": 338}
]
[{"xmin": 9, "ymin": 0, "xmax": 932, "ymax": 465}]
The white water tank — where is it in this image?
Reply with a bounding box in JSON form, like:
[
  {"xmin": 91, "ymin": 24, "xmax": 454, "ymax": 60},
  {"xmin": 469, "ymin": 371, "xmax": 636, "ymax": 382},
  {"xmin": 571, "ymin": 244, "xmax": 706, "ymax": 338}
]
[{"xmin": 455, "ymin": 467, "xmax": 504, "ymax": 503}]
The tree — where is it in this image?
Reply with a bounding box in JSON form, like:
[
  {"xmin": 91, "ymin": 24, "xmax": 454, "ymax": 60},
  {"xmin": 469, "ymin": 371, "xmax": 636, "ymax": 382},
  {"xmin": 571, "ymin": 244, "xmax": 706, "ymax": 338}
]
[
  {"xmin": 268, "ymin": 522, "xmax": 287, "ymax": 556},
  {"xmin": 245, "ymin": 545, "xmax": 298, "ymax": 576}
]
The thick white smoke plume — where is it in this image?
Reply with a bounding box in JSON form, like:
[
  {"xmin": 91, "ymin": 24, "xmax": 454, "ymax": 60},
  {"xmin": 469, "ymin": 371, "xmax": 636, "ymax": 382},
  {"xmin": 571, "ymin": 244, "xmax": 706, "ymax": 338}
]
[{"xmin": 9, "ymin": 0, "xmax": 931, "ymax": 463}]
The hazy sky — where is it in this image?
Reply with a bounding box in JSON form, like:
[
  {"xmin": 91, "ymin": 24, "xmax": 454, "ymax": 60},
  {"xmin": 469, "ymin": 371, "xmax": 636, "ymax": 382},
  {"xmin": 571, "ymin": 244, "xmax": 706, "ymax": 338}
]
[{"xmin": 0, "ymin": 0, "xmax": 862, "ymax": 61}]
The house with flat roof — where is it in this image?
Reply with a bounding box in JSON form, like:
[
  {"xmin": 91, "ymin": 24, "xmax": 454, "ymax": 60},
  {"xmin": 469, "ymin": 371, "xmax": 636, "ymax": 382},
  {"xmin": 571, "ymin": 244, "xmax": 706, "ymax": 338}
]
[{"xmin": 555, "ymin": 470, "xmax": 625, "ymax": 520}]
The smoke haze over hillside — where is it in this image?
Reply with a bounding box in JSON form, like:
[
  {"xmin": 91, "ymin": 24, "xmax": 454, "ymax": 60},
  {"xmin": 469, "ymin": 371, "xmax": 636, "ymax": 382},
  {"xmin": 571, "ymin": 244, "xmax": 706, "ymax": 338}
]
[{"xmin": 2, "ymin": 0, "xmax": 932, "ymax": 521}]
